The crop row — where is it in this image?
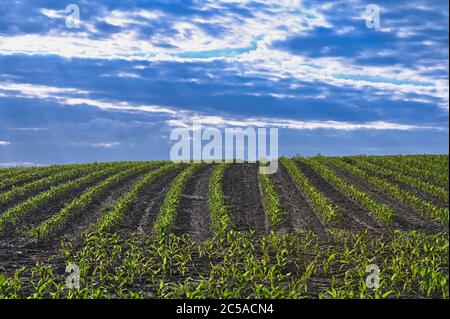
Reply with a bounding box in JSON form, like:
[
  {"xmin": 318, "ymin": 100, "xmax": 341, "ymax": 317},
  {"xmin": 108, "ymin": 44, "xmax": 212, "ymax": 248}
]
[
  {"xmin": 0, "ymin": 164, "xmax": 68, "ymax": 191},
  {"xmin": 396, "ymin": 155, "xmax": 448, "ymax": 171},
  {"xmin": 2, "ymin": 228, "xmax": 447, "ymax": 298},
  {"xmin": 152, "ymin": 164, "xmax": 205, "ymax": 236},
  {"xmin": 29, "ymin": 162, "xmax": 160, "ymax": 240},
  {"xmin": 352, "ymin": 157, "xmax": 448, "ymax": 204},
  {"xmin": 366, "ymin": 156, "xmax": 448, "ymax": 188},
  {"xmin": 280, "ymin": 158, "xmax": 338, "ymax": 225},
  {"xmin": 392, "ymin": 155, "xmax": 448, "ymax": 184},
  {"xmin": 208, "ymin": 163, "xmax": 232, "ymax": 235},
  {"xmin": 95, "ymin": 163, "xmax": 178, "ymax": 233},
  {"xmin": 0, "ymin": 163, "xmax": 136, "ymax": 233},
  {"xmin": 0, "ymin": 159, "xmax": 448, "ymax": 299},
  {"xmin": 258, "ymin": 171, "xmax": 287, "ymax": 227},
  {"xmin": 330, "ymin": 158, "xmax": 449, "ymax": 224},
  {"xmin": 0, "ymin": 163, "xmax": 107, "ymax": 208},
  {"xmin": 0, "ymin": 167, "xmax": 31, "ymax": 180},
  {"xmin": 305, "ymin": 157, "xmax": 394, "ymax": 224},
  {"xmin": 323, "ymin": 230, "xmax": 448, "ymax": 298}
]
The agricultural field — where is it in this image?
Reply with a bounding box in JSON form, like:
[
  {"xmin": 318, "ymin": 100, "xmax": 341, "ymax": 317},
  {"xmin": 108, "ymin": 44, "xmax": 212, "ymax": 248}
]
[{"xmin": 0, "ymin": 155, "xmax": 448, "ymax": 299}]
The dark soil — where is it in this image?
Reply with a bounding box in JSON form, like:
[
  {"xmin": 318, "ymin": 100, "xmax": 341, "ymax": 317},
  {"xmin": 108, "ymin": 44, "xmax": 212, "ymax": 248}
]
[
  {"xmin": 387, "ymin": 167, "xmax": 448, "ymax": 191},
  {"xmin": 0, "ymin": 161, "xmax": 448, "ymax": 298},
  {"xmin": 345, "ymin": 159, "xmax": 448, "ymax": 209},
  {"xmin": 327, "ymin": 163, "xmax": 445, "ymax": 233},
  {"xmin": 174, "ymin": 165, "xmax": 213, "ymax": 241},
  {"xmin": 0, "ymin": 173, "xmax": 87, "ymax": 216},
  {"xmin": 13, "ymin": 177, "xmax": 110, "ymax": 236},
  {"xmin": 0, "ymin": 169, "xmax": 62, "ymax": 193},
  {"xmin": 272, "ymin": 163, "xmax": 330, "ymax": 239},
  {"xmin": 0, "ymin": 170, "xmax": 125, "ymax": 278},
  {"xmin": 0, "ymin": 241, "xmax": 64, "ymax": 280},
  {"xmin": 57, "ymin": 172, "xmax": 147, "ymax": 241},
  {"xmin": 376, "ymin": 175, "xmax": 447, "ymax": 209},
  {"xmin": 0, "ymin": 166, "xmax": 183, "ymax": 285},
  {"xmin": 295, "ymin": 161, "xmax": 384, "ymax": 232},
  {"xmin": 0, "ymin": 179, "xmax": 38, "ymax": 194},
  {"xmin": 119, "ymin": 166, "xmax": 184, "ymax": 237},
  {"xmin": 373, "ymin": 161, "xmax": 448, "ymax": 190},
  {"xmin": 223, "ymin": 163, "xmax": 267, "ymax": 234}
]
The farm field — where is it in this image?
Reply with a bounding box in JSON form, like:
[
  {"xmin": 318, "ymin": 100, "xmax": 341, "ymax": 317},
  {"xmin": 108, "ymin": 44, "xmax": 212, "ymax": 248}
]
[{"xmin": 0, "ymin": 155, "xmax": 448, "ymax": 299}]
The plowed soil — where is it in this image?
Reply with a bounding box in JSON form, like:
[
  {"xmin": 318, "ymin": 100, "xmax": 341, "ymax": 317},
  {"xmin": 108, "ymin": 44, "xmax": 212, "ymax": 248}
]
[
  {"xmin": 326, "ymin": 163, "xmax": 444, "ymax": 233},
  {"xmin": 174, "ymin": 165, "xmax": 213, "ymax": 241},
  {"xmin": 271, "ymin": 163, "xmax": 330, "ymax": 239},
  {"xmin": 295, "ymin": 161, "xmax": 384, "ymax": 232},
  {"xmin": 0, "ymin": 160, "xmax": 447, "ymax": 295},
  {"xmin": 223, "ymin": 163, "xmax": 267, "ymax": 234},
  {"xmin": 120, "ymin": 166, "xmax": 183, "ymax": 236}
]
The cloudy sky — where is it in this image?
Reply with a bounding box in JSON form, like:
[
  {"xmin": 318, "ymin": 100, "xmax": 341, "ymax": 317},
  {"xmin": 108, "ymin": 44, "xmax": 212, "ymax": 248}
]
[{"xmin": 0, "ymin": 0, "xmax": 448, "ymax": 165}]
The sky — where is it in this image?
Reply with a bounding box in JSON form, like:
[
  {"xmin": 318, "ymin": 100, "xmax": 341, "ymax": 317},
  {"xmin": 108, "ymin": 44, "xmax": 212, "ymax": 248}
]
[{"xmin": 0, "ymin": 0, "xmax": 448, "ymax": 166}]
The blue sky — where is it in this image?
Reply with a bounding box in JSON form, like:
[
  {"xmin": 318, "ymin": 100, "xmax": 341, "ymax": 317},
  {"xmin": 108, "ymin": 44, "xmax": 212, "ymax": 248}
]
[{"xmin": 0, "ymin": 0, "xmax": 448, "ymax": 165}]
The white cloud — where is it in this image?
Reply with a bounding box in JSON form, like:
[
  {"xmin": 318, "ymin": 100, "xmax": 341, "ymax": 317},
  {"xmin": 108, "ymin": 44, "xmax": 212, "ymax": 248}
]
[
  {"xmin": 0, "ymin": 162, "xmax": 41, "ymax": 167},
  {"xmin": 0, "ymin": 82, "xmax": 88, "ymax": 99},
  {"xmin": 0, "ymin": 2, "xmax": 447, "ymax": 110},
  {"xmin": 64, "ymin": 98, "xmax": 177, "ymax": 115},
  {"xmin": 167, "ymin": 115, "xmax": 438, "ymax": 131},
  {"xmin": 99, "ymin": 9, "xmax": 162, "ymax": 27},
  {"xmin": 101, "ymin": 72, "xmax": 141, "ymax": 79},
  {"xmin": 41, "ymin": 9, "xmax": 64, "ymax": 19},
  {"xmin": 71, "ymin": 142, "xmax": 122, "ymax": 149},
  {"xmin": 0, "ymin": 81, "xmax": 441, "ymax": 133},
  {"xmin": 0, "ymin": 0, "xmax": 328, "ymax": 59},
  {"xmin": 11, "ymin": 127, "xmax": 48, "ymax": 131},
  {"xmin": 0, "ymin": 81, "xmax": 177, "ymax": 115},
  {"xmin": 0, "ymin": 141, "xmax": 11, "ymax": 145}
]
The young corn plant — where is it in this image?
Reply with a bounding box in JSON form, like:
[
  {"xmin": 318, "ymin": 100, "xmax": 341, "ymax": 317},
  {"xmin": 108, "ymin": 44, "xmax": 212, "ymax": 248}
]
[
  {"xmin": 307, "ymin": 156, "xmax": 394, "ymax": 224},
  {"xmin": 0, "ymin": 163, "xmax": 136, "ymax": 233},
  {"xmin": 29, "ymin": 162, "xmax": 159, "ymax": 240},
  {"xmin": 331, "ymin": 157, "xmax": 449, "ymax": 224},
  {"xmin": 354, "ymin": 157, "xmax": 448, "ymax": 205},
  {"xmin": 208, "ymin": 163, "xmax": 232, "ymax": 235},
  {"xmin": 0, "ymin": 164, "xmax": 68, "ymax": 191},
  {"xmin": 152, "ymin": 163, "xmax": 205, "ymax": 237},
  {"xmin": 96, "ymin": 163, "xmax": 177, "ymax": 233},
  {"xmin": 280, "ymin": 157, "xmax": 339, "ymax": 225},
  {"xmin": 258, "ymin": 171, "xmax": 288, "ymax": 227},
  {"xmin": 367, "ymin": 156, "xmax": 448, "ymax": 190},
  {"xmin": 0, "ymin": 163, "xmax": 110, "ymax": 208}
]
